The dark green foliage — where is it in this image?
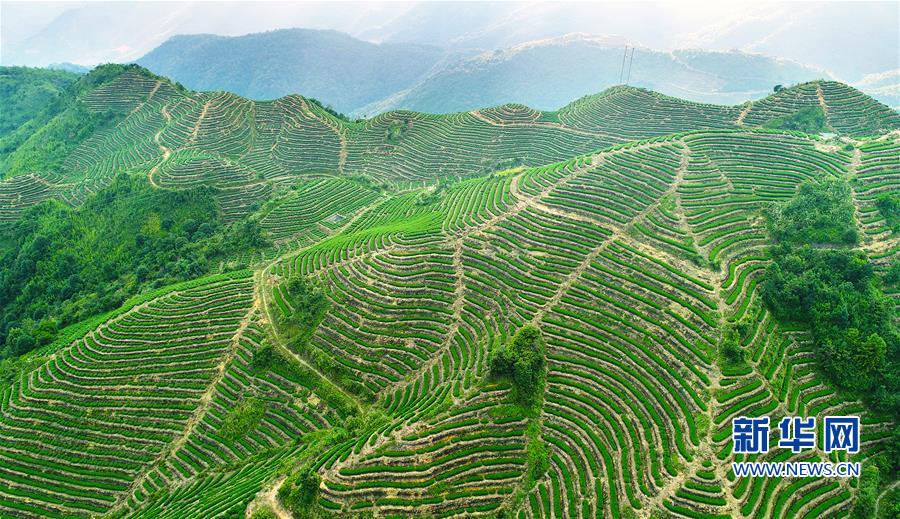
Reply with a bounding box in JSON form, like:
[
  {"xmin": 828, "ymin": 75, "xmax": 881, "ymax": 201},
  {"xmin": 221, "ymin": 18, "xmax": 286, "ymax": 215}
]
[
  {"xmin": 489, "ymin": 325, "xmax": 546, "ymax": 406},
  {"xmin": 768, "ymin": 178, "xmax": 858, "ymax": 245},
  {"xmin": 307, "ymin": 97, "xmax": 354, "ymax": 122},
  {"xmin": 875, "ymin": 192, "xmax": 900, "ymax": 232},
  {"xmin": 885, "ymin": 260, "xmax": 900, "ymax": 285},
  {"xmin": 0, "ymin": 174, "xmax": 267, "ymax": 358},
  {"xmin": 251, "ymin": 343, "xmax": 276, "ymax": 375},
  {"xmin": 1, "ymin": 102, "xmax": 119, "ymax": 178},
  {"xmin": 773, "ymin": 84, "xmax": 784, "ymax": 92},
  {"xmin": 762, "ymin": 181, "xmax": 899, "ymax": 420},
  {"xmin": 279, "ymin": 466, "xmax": 321, "ymax": 517},
  {"xmin": 278, "ymin": 276, "xmax": 329, "ymax": 343},
  {"xmin": 220, "ymin": 398, "xmax": 266, "ymax": 440},
  {"xmin": 0, "ymin": 67, "xmax": 77, "ymax": 138},
  {"xmin": 386, "ymin": 120, "xmax": 409, "ymax": 144},
  {"xmin": 851, "ymin": 459, "xmax": 887, "ymax": 518},
  {"xmin": 221, "ymin": 218, "xmax": 272, "ymax": 251},
  {"xmin": 718, "ymin": 324, "xmax": 746, "ymax": 365},
  {"xmin": 763, "ymin": 245, "xmax": 897, "ymax": 411},
  {"xmin": 763, "ymin": 105, "xmax": 828, "ymax": 134}
]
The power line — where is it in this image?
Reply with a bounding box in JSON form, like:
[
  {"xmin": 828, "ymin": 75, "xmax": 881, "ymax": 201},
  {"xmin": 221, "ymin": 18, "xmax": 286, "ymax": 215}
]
[
  {"xmin": 626, "ymin": 47, "xmax": 636, "ymax": 84},
  {"xmin": 619, "ymin": 44, "xmax": 628, "ymax": 84}
]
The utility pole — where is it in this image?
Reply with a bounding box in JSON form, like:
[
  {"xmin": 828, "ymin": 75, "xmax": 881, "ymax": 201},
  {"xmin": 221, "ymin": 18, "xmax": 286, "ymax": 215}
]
[
  {"xmin": 619, "ymin": 44, "xmax": 629, "ymax": 84},
  {"xmin": 626, "ymin": 47, "xmax": 636, "ymax": 84}
]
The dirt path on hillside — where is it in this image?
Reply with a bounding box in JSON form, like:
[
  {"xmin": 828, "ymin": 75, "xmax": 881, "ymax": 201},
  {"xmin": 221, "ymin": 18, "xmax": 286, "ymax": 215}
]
[
  {"xmin": 188, "ymin": 100, "xmax": 212, "ymax": 144},
  {"xmin": 530, "ymin": 145, "xmax": 689, "ymax": 326},
  {"xmin": 109, "ymin": 278, "xmax": 260, "ymax": 515},
  {"xmin": 816, "ymin": 83, "xmax": 835, "ymax": 131},
  {"xmin": 148, "ymin": 106, "xmax": 172, "ymax": 188},
  {"xmin": 258, "ymin": 265, "xmax": 360, "ymax": 409},
  {"xmin": 246, "ymin": 476, "xmax": 292, "ymax": 519},
  {"xmin": 300, "ymin": 98, "xmax": 347, "ymax": 173},
  {"xmin": 735, "ymin": 103, "xmax": 752, "ymax": 126}
]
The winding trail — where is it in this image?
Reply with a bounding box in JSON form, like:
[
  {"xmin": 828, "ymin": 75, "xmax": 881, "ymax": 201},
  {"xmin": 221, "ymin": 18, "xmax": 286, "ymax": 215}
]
[{"xmin": 148, "ymin": 105, "xmax": 172, "ymax": 188}]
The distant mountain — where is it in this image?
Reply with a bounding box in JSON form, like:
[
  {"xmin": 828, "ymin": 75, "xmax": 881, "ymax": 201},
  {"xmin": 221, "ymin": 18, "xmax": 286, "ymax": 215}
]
[
  {"xmin": 136, "ymin": 29, "xmax": 460, "ymax": 114},
  {"xmin": 855, "ymin": 69, "xmax": 900, "ymax": 109},
  {"xmin": 358, "ymin": 35, "xmax": 830, "ymax": 115},
  {"xmin": 5, "ymin": 1, "xmax": 897, "ymax": 88},
  {"xmin": 372, "ymin": 2, "xmax": 899, "ymax": 84},
  {"xmin": 47, "ymin": 62, "xmax": 90, "ymax": 74},
  {"xmin": 136, "ymin": 30, "xmax": 831, "ymax": 117}
]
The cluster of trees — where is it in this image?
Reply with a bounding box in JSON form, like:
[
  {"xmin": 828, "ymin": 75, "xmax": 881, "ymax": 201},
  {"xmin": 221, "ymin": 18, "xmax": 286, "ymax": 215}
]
[
  {"xmin": 279, "ymin": 276, "xmax": 329, "ymax": 344},
  {"xmin": 489, "ymin": 325, "xmax": 546, "ymax": 406},
  {"xmin": 876, "ymin": 191, "xmax": 900, "ymax": 232},
  {"xmin": 767, "ymin": 177, "xmax": 858, "ymax": 244},
  {"xmin": 278, "ymin": 466, "xmax": 321, "ymax": 517},
  {"xmin": 763, "ymin": 105, "xmax": 828, "ymax": 134},
  {"xmin": 762, "ymin": 179, "xmax": 898, "ymax": 420},
  {"xmin": 0, "ymin": 174, "xmax": 270, "ymax": 358},
  {"xmin": 220, "ymin": 398, "xmax": 266, "ymax": 440}
]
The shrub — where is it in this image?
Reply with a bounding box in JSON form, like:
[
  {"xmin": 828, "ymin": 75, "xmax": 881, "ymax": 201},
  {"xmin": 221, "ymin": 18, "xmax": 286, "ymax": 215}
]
[
  {"xmin": 279, "ymin": 276, "xmax": 329, "ymax": 343},
  {"xmin": 875, "ymin": 192, "xmax": 900, "ymax": 232},
  {"xmin": 279, "ymin": 466, "xmax": 321, "ymax": 517},
  {"xmin": 763, "ymin": 105, "xmax": 827, "ymax": 134},
  {"xmin": 490, "ymin": 325, "xmax": 546, "ymax": 405},
  {"xmin": 250, "ymin": 506, "xmax": 279, "ymax": 519},
  {"xmin": 767, "ymin": 178, "xmax": 857, "ymax": 245},
  {"xmin": 220, "ymin": 398, "xmax": 266, "ymax": 440},
  {"xmin": 251, "ymin": 343, "xmax": 276, "ymax": 375}
]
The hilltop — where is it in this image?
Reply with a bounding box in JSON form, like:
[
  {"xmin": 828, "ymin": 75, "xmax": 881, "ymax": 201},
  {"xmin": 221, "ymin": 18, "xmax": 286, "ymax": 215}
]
[
  {"xmin": 2, "ymin": 65, "xmax": 898, "ymax": 226},
  {"xmin": 0, "ymin": 63, "xmax": 898, "ymax": 519}
]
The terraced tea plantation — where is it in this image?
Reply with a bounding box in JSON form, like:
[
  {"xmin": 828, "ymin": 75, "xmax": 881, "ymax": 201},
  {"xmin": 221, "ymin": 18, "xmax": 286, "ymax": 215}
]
[{"xmin": 0, "ymin": 65, "xmax": 898, "ymax": 518}]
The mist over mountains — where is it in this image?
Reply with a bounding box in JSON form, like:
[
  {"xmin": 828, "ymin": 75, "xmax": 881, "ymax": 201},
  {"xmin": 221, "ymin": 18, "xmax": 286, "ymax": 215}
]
[
  {"xmin": 4, "ymin": 2, "xmax": 897, "ymax": 113},
  {"xmin": 137, "ymin": 29, "xmax": 834, "ymax": 115},
  {"xmin": 4, "ymin": 1, "xmax": 897, "ymax": 82},
  {"xmin": 137, "ymin": 29, "xmax": 463, "ymax": 113}
]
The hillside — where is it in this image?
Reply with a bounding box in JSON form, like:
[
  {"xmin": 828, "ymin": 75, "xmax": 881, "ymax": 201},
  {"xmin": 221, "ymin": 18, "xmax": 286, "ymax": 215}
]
[
  {"xmin": 0, "ymin": 65, "xmax": 898, "ymax": 518},
  {"xmin": 3, "ymin": 66, "xmax": 897, "ymax": 228},
  {"xmin": 136, "ymin": 29, "xmax": 459, "ymax": 114},
  {"xmin": 0, "ymin": 67, "xmax": 78, "ymax": 138}
]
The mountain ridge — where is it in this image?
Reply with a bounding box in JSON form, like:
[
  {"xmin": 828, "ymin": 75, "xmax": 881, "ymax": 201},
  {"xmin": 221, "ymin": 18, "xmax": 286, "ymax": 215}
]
[{"xmin": 134, "ymin": 29, "xmax": 856, "ymax": 116}]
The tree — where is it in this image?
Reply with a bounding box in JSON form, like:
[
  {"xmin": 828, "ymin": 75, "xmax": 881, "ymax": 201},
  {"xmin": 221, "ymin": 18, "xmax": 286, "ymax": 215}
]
[
  {"xmin": 279, "ymin": 467, "xmax": 321, "ymax": 517},
  {"xmin": 762, "ymin": 181, "xmax": 899, "ymax": 421},
  {"xmin": 490, "ymin": 326, "xmax": 546, "ymax": 405},
  {"xmin": 773, "ymin": 84, "xmax": 784, "ymax": 92}
]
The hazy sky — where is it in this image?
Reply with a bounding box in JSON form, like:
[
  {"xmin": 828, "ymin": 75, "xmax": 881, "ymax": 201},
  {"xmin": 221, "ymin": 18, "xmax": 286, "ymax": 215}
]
[{"xmin": 2, "ymin": 1, "xmax": 898, "ymax": 81}]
